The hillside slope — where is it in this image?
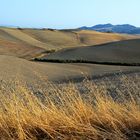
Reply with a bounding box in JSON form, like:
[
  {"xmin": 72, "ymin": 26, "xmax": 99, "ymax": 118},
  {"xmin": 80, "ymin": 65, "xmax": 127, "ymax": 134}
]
[
  {"xmin": 0, "ymin": 27, "xmax": 139, "ymax": 59},
  {"xmin": 41, "ymin": 39, "xmax": 140, "ymax": 64},
  {"xmin": 0, "ymin": 55, "xmax": 140, "ymax": 84}
]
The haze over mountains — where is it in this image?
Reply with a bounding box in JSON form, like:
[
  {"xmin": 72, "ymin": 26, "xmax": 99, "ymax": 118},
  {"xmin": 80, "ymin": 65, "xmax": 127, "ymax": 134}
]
[
  {"xmin": 79, "ymin": 24, "xmax": 140, "ymax": 34},
  {"xmin": 1, "ymin": 23, "xmax": 140, "ymax": 34}
]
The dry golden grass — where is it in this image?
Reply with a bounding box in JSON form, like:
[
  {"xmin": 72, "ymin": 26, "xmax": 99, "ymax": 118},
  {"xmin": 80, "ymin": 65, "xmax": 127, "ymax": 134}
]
[{"xmin": 0, "ymin": 75, "xmax": 139, "ymax": 140}]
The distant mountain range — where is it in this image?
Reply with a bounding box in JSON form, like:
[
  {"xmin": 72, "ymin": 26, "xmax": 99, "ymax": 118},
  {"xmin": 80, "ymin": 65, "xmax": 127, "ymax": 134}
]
[{"xmin": 79, "ymin": 24, "xmax": 140, "ymax": 34}]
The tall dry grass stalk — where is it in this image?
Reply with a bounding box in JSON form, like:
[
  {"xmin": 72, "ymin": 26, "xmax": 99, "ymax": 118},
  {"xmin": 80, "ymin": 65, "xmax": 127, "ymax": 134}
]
[{"xmin": 0, "ymin": 75, "xmax": 139, "ymax": 139}]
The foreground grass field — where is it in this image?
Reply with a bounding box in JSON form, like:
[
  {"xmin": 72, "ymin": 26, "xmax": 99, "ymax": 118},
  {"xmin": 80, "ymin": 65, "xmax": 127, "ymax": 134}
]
[{"xmin": 0, "ymin": 75, "xmax": 139, "ymax": 140}]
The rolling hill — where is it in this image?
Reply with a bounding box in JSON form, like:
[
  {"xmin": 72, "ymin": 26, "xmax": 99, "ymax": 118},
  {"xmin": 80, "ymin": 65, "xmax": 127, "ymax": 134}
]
[
  {"xmin": 0, "ymin": 55, "xmax": 140, "ymax": 84},
  {"xmin": 0, "ymin": 27, "xmax": 140, "ymax": 84},
  {"xmin": 40, "ymin": 39, "xmax": 140, "ymax": 64},
  {"xmin": 0, "ymin": 27, "xmax": 140, "ymax": 59}
]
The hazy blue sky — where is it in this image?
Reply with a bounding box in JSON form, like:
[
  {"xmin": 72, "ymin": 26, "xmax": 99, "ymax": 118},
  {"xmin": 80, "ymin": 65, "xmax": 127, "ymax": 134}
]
[{"xmin": 0, "ymin": 0, "xmax": 140, "ymax": 29}]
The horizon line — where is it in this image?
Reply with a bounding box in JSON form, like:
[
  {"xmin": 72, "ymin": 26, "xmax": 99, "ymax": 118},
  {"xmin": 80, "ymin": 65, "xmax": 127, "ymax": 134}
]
[{"xmin": 0, "ymin": 23, "xmax": 139, "ymax": 30}]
